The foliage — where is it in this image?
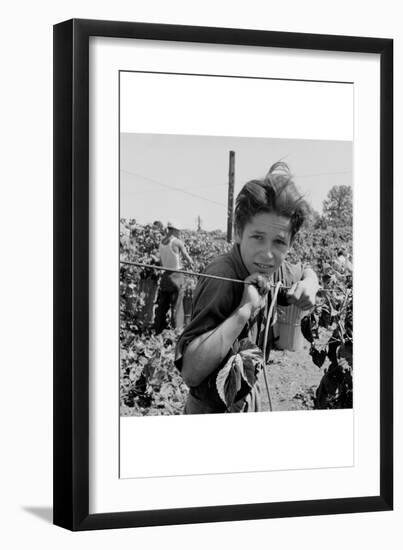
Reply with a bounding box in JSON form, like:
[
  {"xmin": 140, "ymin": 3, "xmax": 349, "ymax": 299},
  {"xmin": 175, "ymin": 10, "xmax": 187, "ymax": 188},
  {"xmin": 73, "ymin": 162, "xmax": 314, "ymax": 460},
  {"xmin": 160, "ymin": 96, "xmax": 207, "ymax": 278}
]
[
  {"xmin": 294, "ymin": 191, "xmax": 354, "ymax": 409},
  {"xmin": 120, "ymin": 220, "xmax": 231, "ymax": 333},
  {"xmin": 119, "ymin": 220, "xmax": 230, "ymax": 415},
  {"xmin": 181, "ymin": 229, "xmax": 231, "ymax": 271},
  {"xmin": 301, "ymin": 263, "xmax": 353, "ymax": 408},
  {"xmin": 322, "ymin": 185, "xmax": 353, "ymax": 228},
  {"xmin": 289, "ymin": 225, "xmax": 352, "ymax": 272},
  {"xmin": 120, "ymin": 329, "xmax": 188, "ymax": 416},
  {"xmin": 120, "ymin": 220, "xmax": 162, "ymax": 334},
  {"xmin": 120, "ymin": 214, "xmax": 353, "ymax": 414},
  {"xmin": 215, "ymin": 339, "xmax": 264, "ymax": 410}
]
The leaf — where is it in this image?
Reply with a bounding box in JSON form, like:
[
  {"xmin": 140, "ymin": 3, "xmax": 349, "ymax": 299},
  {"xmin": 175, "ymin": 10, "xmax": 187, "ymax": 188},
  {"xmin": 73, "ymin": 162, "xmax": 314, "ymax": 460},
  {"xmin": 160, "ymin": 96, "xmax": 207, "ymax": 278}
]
[
  {"xmin": 314, "ymin": 323, "xmax": 337, "ymax": 351},
  {"xmin": 301, "ymin": 315, "xmax": 314, "ymax": 343},
  {"xmin": 319, "ymin": 306, "xmax": 332, "ymax": 328},
  {"xmin": 237, "ymin": 339, "xmax": 264, "ymax": 387},
  {"xmin": 159, "ymin": 384, "xmax": 173, "ymax": 400},
  {"xmin": 216, "ymin": 354, "xmax": 243, "ymax": 408},
  {"xmin": 239, "ymin": 357, "xmax": 257, "ymax": 388},
  {"xmin": 337, "ymin": 357, "xmax": 352, "ymax": 374},
  {"xmin": 309, "ymin": 346, "xmax": 327, "ymax": 367},
  {"xmin": 338, "ymin": 342, "xmax": 353, "ymax": 368}
]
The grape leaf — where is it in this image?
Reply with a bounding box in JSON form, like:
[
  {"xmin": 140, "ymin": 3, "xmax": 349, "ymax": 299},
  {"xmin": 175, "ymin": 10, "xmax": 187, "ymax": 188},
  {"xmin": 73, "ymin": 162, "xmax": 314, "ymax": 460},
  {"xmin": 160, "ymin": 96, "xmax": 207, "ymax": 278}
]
[
  {"xmin": 314, "ymin": 323, "xmax": 337, "ymax": 351},
  {"xmin": 338, "ymin": 342, "xmax": 353, "ymax": 368},
  {"xmin": 309, "ymin": 346, "xmax": 327, "ymax": 367},
  {"xmin": 301, "ymin": 315, "xmax": 314, "ymax": 343},
  {"xmin": 216, "ymin": 354, "xmax": 243, "ymax": 408},
  {"xmin": 237, "ymin": 339, "xmax": 264, "ymax": 387},
  {"xmin": 216, "ymin": 341, "xmax": 264, "ymax": 408}
]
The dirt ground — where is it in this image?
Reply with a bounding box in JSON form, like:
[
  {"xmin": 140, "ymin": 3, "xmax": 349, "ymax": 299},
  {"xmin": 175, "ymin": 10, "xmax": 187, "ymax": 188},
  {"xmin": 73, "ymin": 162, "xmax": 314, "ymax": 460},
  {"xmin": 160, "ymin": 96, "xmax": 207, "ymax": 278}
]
[{"xmin": 259, "ymin": 342, "xmax": 326, "ymax": 412}]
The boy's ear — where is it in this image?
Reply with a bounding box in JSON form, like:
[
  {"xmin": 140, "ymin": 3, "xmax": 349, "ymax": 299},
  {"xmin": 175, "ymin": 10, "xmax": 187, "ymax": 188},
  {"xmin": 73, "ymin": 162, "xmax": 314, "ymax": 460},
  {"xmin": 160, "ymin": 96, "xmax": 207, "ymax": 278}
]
[{"xmin": 234, "ymin": 227, "xmax": 241, "ymax": 243}]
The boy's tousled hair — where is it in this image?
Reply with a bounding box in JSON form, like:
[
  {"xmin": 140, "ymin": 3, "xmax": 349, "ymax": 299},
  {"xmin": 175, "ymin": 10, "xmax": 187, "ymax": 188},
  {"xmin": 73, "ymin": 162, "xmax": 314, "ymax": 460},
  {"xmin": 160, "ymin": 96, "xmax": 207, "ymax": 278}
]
[{"xmin": 234, "ymin": 161, "xmax": 309, "ymax": 240}]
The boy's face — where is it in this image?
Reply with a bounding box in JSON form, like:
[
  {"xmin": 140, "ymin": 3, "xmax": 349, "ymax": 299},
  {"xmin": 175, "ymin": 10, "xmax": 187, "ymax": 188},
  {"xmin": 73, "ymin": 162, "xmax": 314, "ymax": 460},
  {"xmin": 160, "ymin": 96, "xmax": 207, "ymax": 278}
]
[{"xmin": 235, "ymin": 212, "xmax": 292, "ymax": 276}]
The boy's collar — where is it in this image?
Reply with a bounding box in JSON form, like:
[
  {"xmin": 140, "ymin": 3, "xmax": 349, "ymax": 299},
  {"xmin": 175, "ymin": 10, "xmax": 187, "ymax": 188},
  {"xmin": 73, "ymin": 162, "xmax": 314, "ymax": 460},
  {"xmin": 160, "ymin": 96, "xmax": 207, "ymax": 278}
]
[{"xmin": 230, "ymin": 243, "xmax": 250, "ymax": 280}]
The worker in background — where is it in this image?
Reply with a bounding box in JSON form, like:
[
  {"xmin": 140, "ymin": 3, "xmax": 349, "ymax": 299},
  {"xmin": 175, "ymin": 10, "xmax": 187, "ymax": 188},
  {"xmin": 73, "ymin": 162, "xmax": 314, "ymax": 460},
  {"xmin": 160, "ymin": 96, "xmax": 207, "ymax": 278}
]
[{"xmin": 154, "ymin": 220, "xmax": 193, "ymax": 334}]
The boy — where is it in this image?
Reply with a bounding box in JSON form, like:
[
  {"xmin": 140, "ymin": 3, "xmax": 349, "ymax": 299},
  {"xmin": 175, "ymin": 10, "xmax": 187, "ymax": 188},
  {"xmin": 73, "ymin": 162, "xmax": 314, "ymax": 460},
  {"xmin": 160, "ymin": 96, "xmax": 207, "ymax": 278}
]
[{"xmin": 175, "ymin": 162, "xmax": 318, "ymax": 414}]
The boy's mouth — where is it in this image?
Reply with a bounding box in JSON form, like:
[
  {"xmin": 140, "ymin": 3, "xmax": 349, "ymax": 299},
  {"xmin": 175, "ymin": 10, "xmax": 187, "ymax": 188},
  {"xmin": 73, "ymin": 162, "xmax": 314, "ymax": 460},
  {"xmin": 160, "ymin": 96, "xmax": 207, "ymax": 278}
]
[{"xmin": 254, "ymin": 262, "xmax": 274, "ymax": 272}]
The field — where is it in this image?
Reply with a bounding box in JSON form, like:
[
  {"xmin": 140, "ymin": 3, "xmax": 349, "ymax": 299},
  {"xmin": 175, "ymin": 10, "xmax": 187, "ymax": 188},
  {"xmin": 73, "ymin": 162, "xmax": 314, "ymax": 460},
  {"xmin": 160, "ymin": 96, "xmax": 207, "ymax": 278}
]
[
  {"xmin": 120, "ymin": 201, "xmax": 353, "ymax": 416},
  {"xmin": 120, "ymin": 338, "xmax": 324, "ymax": 416}
]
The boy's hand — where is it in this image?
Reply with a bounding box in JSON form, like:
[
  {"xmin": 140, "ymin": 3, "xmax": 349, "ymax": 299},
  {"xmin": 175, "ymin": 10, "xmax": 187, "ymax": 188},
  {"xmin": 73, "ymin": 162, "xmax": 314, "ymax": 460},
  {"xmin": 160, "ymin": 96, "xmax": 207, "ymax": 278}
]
[
  {"xmin": 239, "ymin": 273, "xmax": 268, "ymax": 317},
  {"xmin": 286, "ymin": 280, "xmax": 318, "ymax": 310}
]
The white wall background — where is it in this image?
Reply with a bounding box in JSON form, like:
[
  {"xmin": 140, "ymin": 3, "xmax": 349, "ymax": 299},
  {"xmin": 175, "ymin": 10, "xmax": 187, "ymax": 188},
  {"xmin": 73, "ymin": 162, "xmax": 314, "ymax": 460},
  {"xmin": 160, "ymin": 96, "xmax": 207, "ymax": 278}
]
[{"xmin": 0, "ymin": 0, "xmax": 400, "ymax": 548}]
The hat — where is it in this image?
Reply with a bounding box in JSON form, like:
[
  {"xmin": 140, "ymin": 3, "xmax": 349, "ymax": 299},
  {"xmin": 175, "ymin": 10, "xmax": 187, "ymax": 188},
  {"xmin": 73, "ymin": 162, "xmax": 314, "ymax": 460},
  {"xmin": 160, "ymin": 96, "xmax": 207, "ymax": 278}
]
[{"xmin": 167, "ymin": 219, "xmax": 181, "ymax": 230}]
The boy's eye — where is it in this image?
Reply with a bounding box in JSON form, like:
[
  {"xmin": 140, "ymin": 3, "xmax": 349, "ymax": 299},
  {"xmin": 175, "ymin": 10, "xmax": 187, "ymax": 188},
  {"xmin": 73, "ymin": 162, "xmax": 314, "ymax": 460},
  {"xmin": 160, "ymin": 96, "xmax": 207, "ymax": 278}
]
[
  {"xmin": 251, "ymin": 235, "xmax": 263, "ymax": 240},
  {"xmin": 275, "ymin": 239, "xmax": 287, "ymax": 246}
]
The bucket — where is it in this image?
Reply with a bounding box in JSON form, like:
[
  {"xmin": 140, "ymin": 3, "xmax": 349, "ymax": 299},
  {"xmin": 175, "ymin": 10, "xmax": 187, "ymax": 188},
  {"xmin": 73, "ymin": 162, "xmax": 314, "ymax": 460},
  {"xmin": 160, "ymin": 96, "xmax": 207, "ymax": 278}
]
[{"xmin": 274, "ymin": 304, "xmax": 305, "ymax": 351}]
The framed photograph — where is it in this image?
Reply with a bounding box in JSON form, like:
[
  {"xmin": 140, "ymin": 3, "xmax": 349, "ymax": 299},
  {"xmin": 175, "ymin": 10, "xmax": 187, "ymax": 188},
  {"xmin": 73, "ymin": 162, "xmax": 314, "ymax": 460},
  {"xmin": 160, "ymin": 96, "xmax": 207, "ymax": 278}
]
[{"xmin": 53, "ymin": 19, "xmax": 393, "ymax": 530}]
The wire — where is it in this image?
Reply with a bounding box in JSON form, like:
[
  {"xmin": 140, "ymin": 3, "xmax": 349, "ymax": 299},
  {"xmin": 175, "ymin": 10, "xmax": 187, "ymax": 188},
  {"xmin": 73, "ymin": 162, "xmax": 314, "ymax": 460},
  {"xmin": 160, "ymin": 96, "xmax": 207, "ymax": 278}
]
[
  {"xmin": 120, "ymin": 260, "xmax": 288, "ymax": 288},
  {"xmin": 121, "ymin": 168, "xmax": 226, "ymax": 207},
  {"xmin": 121, "ymin": 260, "xmax": 349, "ymax": 298}
]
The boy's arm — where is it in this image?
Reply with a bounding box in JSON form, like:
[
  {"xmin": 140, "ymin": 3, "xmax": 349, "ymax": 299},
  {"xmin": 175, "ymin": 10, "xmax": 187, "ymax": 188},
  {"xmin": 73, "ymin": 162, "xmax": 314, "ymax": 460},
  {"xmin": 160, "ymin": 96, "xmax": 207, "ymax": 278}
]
[
  {"xmin": 286, "ymin": 266, "xmax": 319, "ymax": 310},
  {"xmin": 181, "ymin": 273, "xmax": 267, "ymax": 387},
  {"xmin": 177, "ymin": 239, "xmax": 193, "ymax": 266}
]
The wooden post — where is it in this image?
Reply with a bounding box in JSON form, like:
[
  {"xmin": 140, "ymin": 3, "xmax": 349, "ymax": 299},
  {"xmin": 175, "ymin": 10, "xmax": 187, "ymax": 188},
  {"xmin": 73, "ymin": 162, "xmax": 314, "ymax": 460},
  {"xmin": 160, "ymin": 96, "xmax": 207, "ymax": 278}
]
[{"xmin": 227, "ymin": 150, "xmax": 235, "ymax": 242}]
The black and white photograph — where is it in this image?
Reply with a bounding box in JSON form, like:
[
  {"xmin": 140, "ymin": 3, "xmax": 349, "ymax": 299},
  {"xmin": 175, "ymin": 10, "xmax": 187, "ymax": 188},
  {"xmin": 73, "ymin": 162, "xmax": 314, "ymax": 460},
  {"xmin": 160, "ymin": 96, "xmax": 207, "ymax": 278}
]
[
  {"xmin": 120, "ymin": 83, "xmax": 353, "ymax": 417},
  {"xmin": 50, "ymin": 17, "xmax": 392, "ymax": 532}
]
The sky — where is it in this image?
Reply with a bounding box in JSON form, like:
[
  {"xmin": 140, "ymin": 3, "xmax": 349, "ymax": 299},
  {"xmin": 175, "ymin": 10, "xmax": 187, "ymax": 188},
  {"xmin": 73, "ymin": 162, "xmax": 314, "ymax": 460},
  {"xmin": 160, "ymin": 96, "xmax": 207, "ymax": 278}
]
[{"xmin": 120, "ymin": 133, "xmax": 352, "ymax": 231}]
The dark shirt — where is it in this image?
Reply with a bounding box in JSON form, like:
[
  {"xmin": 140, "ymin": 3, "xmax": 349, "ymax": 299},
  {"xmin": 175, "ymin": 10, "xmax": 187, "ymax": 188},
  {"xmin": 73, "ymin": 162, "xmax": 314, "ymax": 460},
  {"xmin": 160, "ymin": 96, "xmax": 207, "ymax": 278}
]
[{"xmin": 175, "ymin": 244, "xmax": 302, "ymax": 413}]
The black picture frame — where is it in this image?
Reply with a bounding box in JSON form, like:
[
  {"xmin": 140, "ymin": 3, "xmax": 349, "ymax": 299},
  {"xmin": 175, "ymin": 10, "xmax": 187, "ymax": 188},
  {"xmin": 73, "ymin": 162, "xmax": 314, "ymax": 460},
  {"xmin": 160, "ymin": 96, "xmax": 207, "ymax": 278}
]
[{"xmin": 53, "ymin": 18, "xmax": 393, "ymax": 531}]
